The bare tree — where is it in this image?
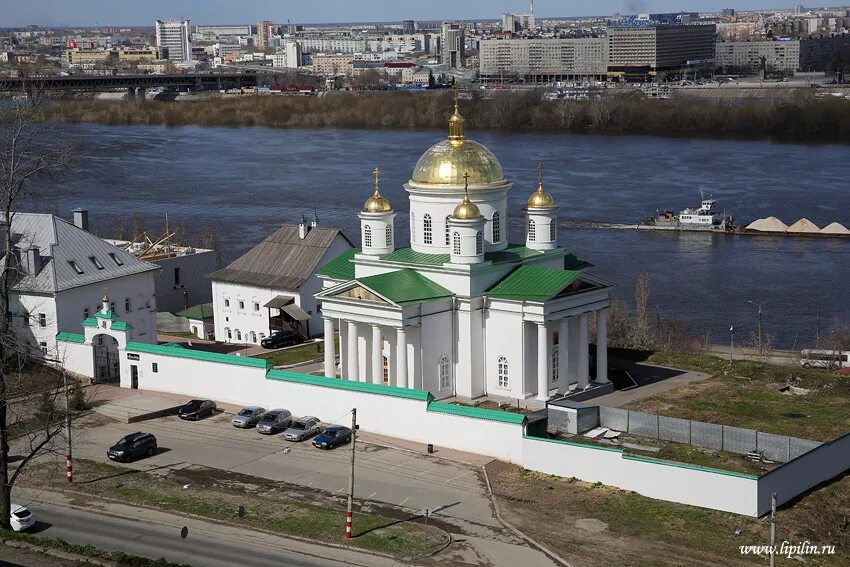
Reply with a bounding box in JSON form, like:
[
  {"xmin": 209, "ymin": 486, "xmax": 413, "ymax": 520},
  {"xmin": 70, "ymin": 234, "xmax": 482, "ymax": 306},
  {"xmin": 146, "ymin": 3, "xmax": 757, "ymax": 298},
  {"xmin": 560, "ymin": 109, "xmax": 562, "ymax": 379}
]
[
  {"xmin": 589, "ymin": 98, "xmax": 613, "ymax": 129},
  {"xmin": 0, "ymin": 98, "xmax": 75, "ymax": 531}
]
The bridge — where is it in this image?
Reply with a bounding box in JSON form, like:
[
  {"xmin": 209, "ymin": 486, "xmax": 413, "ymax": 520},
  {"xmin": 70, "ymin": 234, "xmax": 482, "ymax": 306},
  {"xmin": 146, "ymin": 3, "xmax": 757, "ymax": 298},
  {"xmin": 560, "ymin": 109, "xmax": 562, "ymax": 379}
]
[{"xmin": 0, "ymin": 72, "xmax": 258, "ymax": 97}]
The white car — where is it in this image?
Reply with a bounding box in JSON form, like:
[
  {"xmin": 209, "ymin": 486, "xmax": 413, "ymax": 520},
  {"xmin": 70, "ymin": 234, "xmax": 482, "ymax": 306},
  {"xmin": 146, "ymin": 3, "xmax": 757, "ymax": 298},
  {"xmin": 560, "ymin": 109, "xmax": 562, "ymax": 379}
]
[{"xmin": 10, "ymin": 503, "xmax": 35, "ymax": 532}]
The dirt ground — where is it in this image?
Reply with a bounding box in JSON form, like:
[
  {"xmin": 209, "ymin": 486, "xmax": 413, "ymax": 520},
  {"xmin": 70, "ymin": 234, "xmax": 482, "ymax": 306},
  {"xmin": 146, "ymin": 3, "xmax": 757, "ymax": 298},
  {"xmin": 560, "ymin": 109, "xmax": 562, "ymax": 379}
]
[
  {"xmin": 0, "ymin": 543, "xmax": 87, "ymax": 567},
  {"xmin": 486, "ymin": 461, "xmax": 849, "ymax": 567}
]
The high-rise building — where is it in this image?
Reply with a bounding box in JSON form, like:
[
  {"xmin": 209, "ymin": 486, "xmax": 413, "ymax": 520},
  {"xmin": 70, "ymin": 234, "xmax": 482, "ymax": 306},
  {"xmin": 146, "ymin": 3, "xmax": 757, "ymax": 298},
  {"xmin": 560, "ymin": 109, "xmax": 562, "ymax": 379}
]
[
  {"xmin": 257, "ymin": 20, "xmax": 274, "ymax": 49},
  {"xmin": 479, "ymin": 38, "xmax": 608, "ymax": 81},
  {"xmin": 155, "ymin": 20, "xmax": 191, "ymax": 63},
  {"xmin": 441, "ymin": 22, "xmax": 465, "ymax": 68},
  {"xmin": 715, "ymin": 40, "xmax": 800, "ymax": 73},
  {"xmin": 273, "ymin": 41, "xmax": 302, "ymax": 68},
  {"xmin": 607, "ymin": 23, "xmax": 717, "ymax": 80},
  {"xmin": 402, "ymin": 20, "xmax": 415, "ymax": 34}
]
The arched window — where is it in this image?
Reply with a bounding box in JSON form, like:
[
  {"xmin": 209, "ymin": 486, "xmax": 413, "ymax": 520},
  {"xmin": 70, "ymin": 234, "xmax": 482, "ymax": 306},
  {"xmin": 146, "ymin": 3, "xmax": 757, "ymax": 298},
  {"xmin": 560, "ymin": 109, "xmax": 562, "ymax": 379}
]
[
  {"xmin": 250, "ymin": 331, "xmax": 257, "ymax": 343},
  {"xmin": 364, "ymin": 224, "xmax": 372, "ymax": 247},
  {"xmin": 445, "ymin": 216, "xmax": 451, "ymax": 245},
  {"xmin": 549, "ymin": 219, "xmax": 557, "ymax": 241},
  {"xmin": 235, "ymin": 329, "xmax": 242, "ymax": 341},
  {"xmin": 259, "ymin": 332, "xmax": 265, "ymax": 340},
  {"xmin": 497, "ymin": 356, "xmax": 509, "ymax": 388},
  {"xmin": 452, "ymin": 232, "xmax": 461, "ymax": 255},
  {"xmin": 410, "ymin": 212, "xmax": 415, "ymax": 243},
  {"xmin": 423, "ymin": 214, "xmax": 433, "ymax": 245},
  {"xmin": 385, "ymin": 225, "xmax": 393, "ymax": 247},
  {"xmin": 475, "ymin": 231, "xmax": 483, "ymax": 255},
  {"xmin": 552, "ymin": 346, "xmax": 559, "ymax": 383},
  {"xmin": 491, "ymin": 212, "xmax": 501, "ymax": 243},
  {"xmin": 225, "ymin": 327, "xmax": 232, "ymax": 340},
  {"xmin": 528, "ymin": 218, "xmax": 536, "ymax": 242},
  {"xmin": 439, "ymin": 355, "xmax": 450, "ymax": 390}
]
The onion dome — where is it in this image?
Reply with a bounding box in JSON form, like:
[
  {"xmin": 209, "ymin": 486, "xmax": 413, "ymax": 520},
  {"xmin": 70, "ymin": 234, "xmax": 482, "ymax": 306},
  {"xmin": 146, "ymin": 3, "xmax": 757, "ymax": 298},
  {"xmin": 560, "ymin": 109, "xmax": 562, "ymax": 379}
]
[
  {"xmin": 527, "ymin": 162, "xmax": 557, "ymax": 209},
  {"xmin": 452, "ymin": 173, "xmax": 482, "ymax": 220},
  {"xmin": 362, "ymin": 167, "xmax": 392, "ymax": 213}
]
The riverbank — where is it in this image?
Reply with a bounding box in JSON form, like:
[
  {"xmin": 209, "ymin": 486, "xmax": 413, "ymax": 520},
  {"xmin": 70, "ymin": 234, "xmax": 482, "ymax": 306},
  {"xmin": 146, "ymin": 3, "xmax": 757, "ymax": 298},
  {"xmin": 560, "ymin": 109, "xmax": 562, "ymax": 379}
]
[{"xmin": 47, "ymin": 90, "xmax": 850, "ymax": 143}]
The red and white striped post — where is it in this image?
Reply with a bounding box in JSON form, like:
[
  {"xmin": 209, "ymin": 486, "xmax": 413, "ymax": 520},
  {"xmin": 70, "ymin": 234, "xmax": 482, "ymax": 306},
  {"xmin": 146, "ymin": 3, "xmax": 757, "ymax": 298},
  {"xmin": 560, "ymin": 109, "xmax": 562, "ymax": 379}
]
[
  {"xmin": 345, "ymin": 510, "xmax": 352, "ymax": 539},
  {"xmin": 65, "ymin": 454, "xmax": 73, "ymax": 483}
]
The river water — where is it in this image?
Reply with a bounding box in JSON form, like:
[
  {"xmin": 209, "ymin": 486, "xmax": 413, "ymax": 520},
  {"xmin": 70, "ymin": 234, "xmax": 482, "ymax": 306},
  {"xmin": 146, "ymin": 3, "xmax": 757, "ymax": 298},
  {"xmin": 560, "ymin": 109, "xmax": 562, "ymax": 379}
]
[{"xmin": 31, "ymin": 123, "xmax": 850, "ymax": 349}]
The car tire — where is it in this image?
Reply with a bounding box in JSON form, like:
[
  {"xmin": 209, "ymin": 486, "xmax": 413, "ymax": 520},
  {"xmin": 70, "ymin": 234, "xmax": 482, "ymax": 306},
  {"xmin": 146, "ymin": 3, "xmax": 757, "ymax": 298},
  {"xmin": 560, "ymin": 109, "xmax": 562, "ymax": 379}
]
[{"xmin": 147, "ymin": 447, "xmax": 155, "ymax": 457}]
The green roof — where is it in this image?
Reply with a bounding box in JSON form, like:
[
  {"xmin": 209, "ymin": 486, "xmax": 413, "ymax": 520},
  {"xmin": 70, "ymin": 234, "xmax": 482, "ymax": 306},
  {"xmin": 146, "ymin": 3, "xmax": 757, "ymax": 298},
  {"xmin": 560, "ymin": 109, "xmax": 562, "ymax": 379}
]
[
  {"xmin": 176, "ymin": 303, "xmax": 214, "ymax": 320},
  {"xmin": 427, "ymin": 401, "xmax": 527, "ymax": 425},
  {"xmin": 487, "ymin": 266, "xmax": 582, "ymax": 302},
  {"xmin": 125, "ymin": 342, "xmax": 271, "ymax": 369},
  {"xmin": 111, "ymin": 321, "xmax": 134, "ymax": 331},
  {"xmin": 56, "ymin": 332, "xmax": 85, "ymax": 344},
  {"xmin": 316, "ymin": 247, "xmax": 359, "ymax": 280},
  {"xmin": 95, "ymin": 310, "xmax": 119, "ymax": 320},
  {"xmin": 82, "ymin": 317, "xmax": 98, "ymax": 328},
  {"xmin": 564, "ymin": 253, "xmax": 592, "ymax": 270},
  {"xmin": 485, "ymin": 244, "xmax": 545, "ymax": 264},
  {"xmin": 381, "ymin": 248, "xmax": 450, "ymax": 266},
  {"xmin": 357, "ymin": 269, "xmax": 453, "ymax": 306},
  {"xmin": 267, "ymin": 369, "xmax": 433, "ymax": 401}
]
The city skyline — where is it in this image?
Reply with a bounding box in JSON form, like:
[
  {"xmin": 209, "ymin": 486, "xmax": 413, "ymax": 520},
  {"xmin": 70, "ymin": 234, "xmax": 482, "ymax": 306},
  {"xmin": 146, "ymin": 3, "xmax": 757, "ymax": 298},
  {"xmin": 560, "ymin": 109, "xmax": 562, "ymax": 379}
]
[{"xmin": 4, "ymin": 0, "xmax": 804, "ymax": 28}]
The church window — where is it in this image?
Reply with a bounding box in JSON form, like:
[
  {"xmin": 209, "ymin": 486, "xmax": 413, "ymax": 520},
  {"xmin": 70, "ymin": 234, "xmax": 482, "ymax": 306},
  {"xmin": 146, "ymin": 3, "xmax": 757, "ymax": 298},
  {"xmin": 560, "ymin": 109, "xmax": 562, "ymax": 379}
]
[
  {"xmin": 445, "ymin": 216, "xmax": 451, "ymax": 245},
  {"xmin": 253, "ymin": 301, "xmax": 260, "ymax": 312},
  {"xmin": 452, "ymin": 232, "xmax": 461, "ymax": 255},
  {"xmin": 423, "ymin": 214, "xmax": 433, "ymax": 245},
  {"xmin": 83, "ymin": 308, "xmax": 89, "ymax": 319},
  {"xmin": 238, "ymin": 300, "xmax": 245, "ymax": 310},
  {"xmin": 235, "ymin": 329, "xmax": 242, "ymax": 341},
  {"xmin": 250, "ymin": 331, "xmax": 257, "ymax": 343},
  {"xmin": 125, "ymin": 298, "xmax": 131, "ymax": 312},
  {"xmin": 475, "ymin": 231, "xmax": 483, "ymax": 255},
  {"xmin": 439, "ymin": 355, "xmax": 450, "ymax": 390},
  {"xmin": 497, "ymin": 356, "xmax": 509, "ymax": 388},
  {"xmin": 528, "ymin": 219, "xmax": 536, "ymax": 241},
  {"xmin": 552, "ymin": 346, "xmax": 559, "ymax": 382},
  {"xmin": 549, "ymin": 219, "xmax": 557, "ymax": 241},
  {"xmin": 492, "ymin": 212, "xmax": 501, "ymax": 243},
  {"xmin": 224, "ymin": 298, "xmax": 230, "ymax": 308},
  {"xmin": 225, "ymin": 327, "xmax": 232, "ymax": 340},
  {"xmin": 364, "ymin": 224, "xmax": 372, "ymax": 248},
  {"xmin": 386, "ymin": 225, "xmax": 393, "ymax": 247}
]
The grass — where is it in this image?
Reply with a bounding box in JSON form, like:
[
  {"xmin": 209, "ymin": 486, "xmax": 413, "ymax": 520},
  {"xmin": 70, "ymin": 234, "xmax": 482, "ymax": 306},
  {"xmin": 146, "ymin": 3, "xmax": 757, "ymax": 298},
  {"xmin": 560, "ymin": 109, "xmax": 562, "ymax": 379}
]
[
  {"xmin": 23, "ymin": 459, "xmax": 445, "ymax": 559},
  {"xmin": 630, "ymin": 352, "xmax": 850, "ymax": 441},
  {"xmin": 254, "ymin": 336, "xmax": 339, "ymax": 367},
  {"xmin": 1, "ymin": 531, "xmax": 190, "ymax": 566},
  {"xmin": 158, "ymin": 331, "xmax": 199, "ymax": 339},
  {"xmin": 487, "ymin": 460, "xmax": 850, "ymax": 566}
]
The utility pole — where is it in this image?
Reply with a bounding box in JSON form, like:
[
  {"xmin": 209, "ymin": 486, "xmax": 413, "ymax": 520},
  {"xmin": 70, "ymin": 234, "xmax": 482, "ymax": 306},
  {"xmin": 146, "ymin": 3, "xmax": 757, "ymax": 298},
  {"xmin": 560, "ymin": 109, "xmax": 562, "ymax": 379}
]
[
  {"xmin": 62, "ymin": 368, "xmax": 73, "ymax": 483},
  {"xmin": 769, "ymin": 492, "xmax": 777, "ymax": 567},
  {"xmin": 729, "ymin": 325, "xmax": 735, "ymax": 363},
  {"xmin": 345, "ymin": 407, "xmax": 357, "ymax": 540},
  {"xmin": 747, "ymin": 300, "xmax": 765, "ymax": 349}
]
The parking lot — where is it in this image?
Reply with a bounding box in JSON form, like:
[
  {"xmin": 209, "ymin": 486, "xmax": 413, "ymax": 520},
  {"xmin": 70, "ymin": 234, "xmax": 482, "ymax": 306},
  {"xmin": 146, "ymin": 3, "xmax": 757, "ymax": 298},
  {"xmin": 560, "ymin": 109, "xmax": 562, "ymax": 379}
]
[{"xmin": 74, "ymin": 408, "xmax": 499, "ymax": 531}]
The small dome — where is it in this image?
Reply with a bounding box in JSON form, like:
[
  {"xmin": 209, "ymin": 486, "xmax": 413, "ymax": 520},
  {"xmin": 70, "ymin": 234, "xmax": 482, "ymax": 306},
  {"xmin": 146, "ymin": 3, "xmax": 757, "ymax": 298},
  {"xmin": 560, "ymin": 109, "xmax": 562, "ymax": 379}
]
[
  {"xmin": 363, "ymin": 167, "xmax": 392, "ymax": 213},
  {"xmin": 452, "ymin": 194, "xmax": 481, "ymax": 220},
  {"xmin": 527, "ymin": 185, "xmax": 556, "ymax": 208}
]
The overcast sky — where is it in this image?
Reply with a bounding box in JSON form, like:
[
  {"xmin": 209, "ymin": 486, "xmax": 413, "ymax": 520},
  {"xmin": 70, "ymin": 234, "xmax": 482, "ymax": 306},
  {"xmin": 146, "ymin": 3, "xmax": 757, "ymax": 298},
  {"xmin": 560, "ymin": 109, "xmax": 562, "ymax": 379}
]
[{"xmin": 5, "ymin": 1, "xmax": 797, "ymax": 27}]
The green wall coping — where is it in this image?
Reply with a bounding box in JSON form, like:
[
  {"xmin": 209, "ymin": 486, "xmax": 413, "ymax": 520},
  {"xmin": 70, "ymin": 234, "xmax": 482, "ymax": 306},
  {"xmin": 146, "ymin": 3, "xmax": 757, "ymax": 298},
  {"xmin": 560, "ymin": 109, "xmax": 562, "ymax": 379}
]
[
  {"xmin": 125, "ymin": 342, "xmax": 272, "ymax": 369},
  {"xmin": 428, "ymin": 401, "xmax": 527, "ymax": 425},
  {"xmin": 523, "ymin": 434, "xmax": 625, "ymax": 453},
  {"xmin": 56, "ymin": 332, "xmax": 86, "ymax": 344},
  {"xmin": 266, "ymin": 369, "xmax": 433, "ymax": 401},
  {"xmin": 622, "ymin": 454, "xmax": 759, "ymax": 479}
]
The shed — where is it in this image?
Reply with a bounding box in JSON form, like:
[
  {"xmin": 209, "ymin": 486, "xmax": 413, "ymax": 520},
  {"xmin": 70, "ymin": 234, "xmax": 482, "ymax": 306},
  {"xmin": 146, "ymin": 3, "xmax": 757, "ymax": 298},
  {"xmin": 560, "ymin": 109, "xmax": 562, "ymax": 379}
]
[{"xmin": 547, "ymin": 397, "xmax": 601, "ymax": 435}]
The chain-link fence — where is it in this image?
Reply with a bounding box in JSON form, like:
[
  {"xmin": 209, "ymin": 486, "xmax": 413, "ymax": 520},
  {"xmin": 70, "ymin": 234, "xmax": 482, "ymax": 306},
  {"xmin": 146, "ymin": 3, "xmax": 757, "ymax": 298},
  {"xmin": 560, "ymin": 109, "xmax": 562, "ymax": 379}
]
[{"xmin": 596, "ymin": 408, "xmax": 822, "ymax": 463}]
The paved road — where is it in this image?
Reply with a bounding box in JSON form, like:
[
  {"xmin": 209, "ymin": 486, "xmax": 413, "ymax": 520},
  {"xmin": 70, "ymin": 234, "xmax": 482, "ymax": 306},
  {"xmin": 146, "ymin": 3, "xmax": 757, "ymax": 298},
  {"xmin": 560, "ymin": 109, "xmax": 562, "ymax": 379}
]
[{"xmin": 22, "ymin": 499, "xmax": 379, "ymax": 567}]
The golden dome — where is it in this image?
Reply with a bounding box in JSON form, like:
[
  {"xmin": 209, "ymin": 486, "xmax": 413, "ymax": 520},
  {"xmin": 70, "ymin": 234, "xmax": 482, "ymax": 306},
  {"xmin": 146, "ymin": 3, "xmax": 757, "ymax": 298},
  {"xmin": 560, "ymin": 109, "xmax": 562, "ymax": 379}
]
[
  {"xmin": 452, "ymin": 173, "xmax": 482, "ymax": 220},
  {"xmin": 411, "ymin": 87, "xmax": 505, "ymax": 187},
  {"xmin": 527, "ymin": 162, "xmax": 557, "ymax": 209},
  {"xmin": 363, "ymin": 167, "xmax": 392, "ymax": 213}
]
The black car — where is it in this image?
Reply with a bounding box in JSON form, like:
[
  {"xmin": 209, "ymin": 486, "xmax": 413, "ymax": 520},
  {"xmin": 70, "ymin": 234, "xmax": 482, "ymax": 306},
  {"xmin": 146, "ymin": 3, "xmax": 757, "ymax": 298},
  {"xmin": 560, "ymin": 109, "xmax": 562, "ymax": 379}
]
[
  {"xmin": 261, "ymin": 331, "xmax": 302, "ymax": 350},
  {"xmin": 107, "ymin": 432, "xmax": 157, "ymax": 462},
  {"xmin": 312, "ymin": 425, "xmax": 352, "ymax": 449},
  {"xmin": 178, "ymin": 399, "xmax": 217, "ymax": 420}
]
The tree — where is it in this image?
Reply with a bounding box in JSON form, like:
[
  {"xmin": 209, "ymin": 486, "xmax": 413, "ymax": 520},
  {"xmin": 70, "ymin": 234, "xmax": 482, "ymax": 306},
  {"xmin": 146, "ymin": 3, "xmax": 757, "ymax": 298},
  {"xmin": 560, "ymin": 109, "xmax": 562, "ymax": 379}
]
[
  {"xmin": 0, "ymin": 98, "xmax": 75, "ymax": 531},
  {"xmin": 428, "ymin": 69, "xmax": 435, "ymax": 88}
]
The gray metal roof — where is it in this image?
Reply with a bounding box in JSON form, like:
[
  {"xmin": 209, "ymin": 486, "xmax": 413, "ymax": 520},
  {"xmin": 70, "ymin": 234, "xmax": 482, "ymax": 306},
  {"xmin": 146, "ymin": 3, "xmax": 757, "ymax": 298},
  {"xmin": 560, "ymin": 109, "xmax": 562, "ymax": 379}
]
[
  {"xmin": 209, "ymin": 225, "xmax": 351, "ymax": 291},
  {"xmin": 9, "ymin": 213, "xmax": 159, "ymax": 294}
]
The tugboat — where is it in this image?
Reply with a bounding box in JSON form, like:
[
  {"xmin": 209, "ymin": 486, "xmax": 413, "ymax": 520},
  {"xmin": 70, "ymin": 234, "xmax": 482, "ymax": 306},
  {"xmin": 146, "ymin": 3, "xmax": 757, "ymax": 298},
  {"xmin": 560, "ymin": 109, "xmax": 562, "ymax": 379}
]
[{"xmin": 638, "ymin": 192, "xmax": 734, "ymax": 233}]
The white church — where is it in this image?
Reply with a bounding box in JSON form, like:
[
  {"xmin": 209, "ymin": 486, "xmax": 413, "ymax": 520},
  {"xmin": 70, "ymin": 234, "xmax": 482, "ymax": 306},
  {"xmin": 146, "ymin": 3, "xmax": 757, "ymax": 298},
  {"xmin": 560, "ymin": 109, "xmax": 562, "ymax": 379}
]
[{"xmin": 315, "ymin": 95, "xmax": 613, "ymax": 402}]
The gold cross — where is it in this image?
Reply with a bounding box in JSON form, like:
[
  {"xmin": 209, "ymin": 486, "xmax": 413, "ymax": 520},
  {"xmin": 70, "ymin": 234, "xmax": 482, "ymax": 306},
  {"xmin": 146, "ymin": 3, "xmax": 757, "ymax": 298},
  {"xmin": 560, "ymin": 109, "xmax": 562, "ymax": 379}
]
[
  {"xmin": 373, "ymin": 167, "xmax": 380, "ymax": 190},
  {"xmin": 463, "ymin": 171, "xmax": 470, "ymax": 194},
  {"xmin": 537, "ymin": 162, "xmax": 544, "ymax": 186}
]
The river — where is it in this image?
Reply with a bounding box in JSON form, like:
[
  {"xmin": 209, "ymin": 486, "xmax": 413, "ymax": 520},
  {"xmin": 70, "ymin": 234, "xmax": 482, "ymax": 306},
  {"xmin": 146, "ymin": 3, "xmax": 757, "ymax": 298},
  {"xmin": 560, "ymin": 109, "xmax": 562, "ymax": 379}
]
[{"xmin": 30, "ymin": 123, "xmax": 850, "ymax": 349}]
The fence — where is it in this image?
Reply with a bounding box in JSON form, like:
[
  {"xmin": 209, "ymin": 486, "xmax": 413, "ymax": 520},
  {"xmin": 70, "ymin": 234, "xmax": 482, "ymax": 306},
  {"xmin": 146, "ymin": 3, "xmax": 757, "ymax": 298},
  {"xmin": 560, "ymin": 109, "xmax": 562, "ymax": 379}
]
[{"xmin": 598, "ymin": 407, "xmax": 821, "ymax": 462}]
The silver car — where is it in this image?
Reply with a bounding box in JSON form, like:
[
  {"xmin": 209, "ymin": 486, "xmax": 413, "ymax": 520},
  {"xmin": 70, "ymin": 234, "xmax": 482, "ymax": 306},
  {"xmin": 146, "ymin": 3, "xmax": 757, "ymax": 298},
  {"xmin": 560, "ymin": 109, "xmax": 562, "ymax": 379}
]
[
  {"xmin": 256, "ymin": 409, "xmax": 292, "ymax": 435},
  {"xmin": 232, "ymin": 406, "xmax": 266, "ymax": 428},
  {"xmin": 283, "ymin": 416, "xmax": 322, "ymax": 442}
]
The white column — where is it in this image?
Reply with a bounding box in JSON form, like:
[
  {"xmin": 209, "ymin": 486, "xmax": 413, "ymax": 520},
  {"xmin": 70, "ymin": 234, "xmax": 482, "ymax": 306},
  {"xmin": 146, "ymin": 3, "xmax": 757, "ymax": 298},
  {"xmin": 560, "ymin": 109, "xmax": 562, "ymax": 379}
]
[
  {"xmin": 396, "ymin": 327, "xmax": 408, "ymax": 389},
  {"xmin": 536, "ymin": 322, "xmax": 549, "ymax": 401},
  {"xmin": 371, "ymin": 325, "xmax": 383, "ymax": 385},
  {"xmin": 323, "ymin": 317, "xmax": 335, "ymax": 378},
  {"xmin": 595, "ymin": 308, "xmax": 609, "ymax": 383},
  {"xmin": 347, "ymin": 321, "xmax": 359, "ymax": 382},
  {"xmin": 578, "ymin": 313, "xmax": 590, "ymax": 389},
  {"xmin": 557, "ymin": 318, "xmax": 568, "ymax": 394},
  {"xmin": 338, "ymin": 318, "xmax": 347, "ymax": 378},
  {"xmin": 567, "ymin": 317, "xmax": 579, "ymax": 386}
]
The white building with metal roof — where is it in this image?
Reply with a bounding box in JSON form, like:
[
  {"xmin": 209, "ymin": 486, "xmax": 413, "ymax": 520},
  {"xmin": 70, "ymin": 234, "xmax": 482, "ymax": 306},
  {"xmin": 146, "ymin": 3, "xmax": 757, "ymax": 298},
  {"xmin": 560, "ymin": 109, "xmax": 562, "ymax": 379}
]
[
  {"xmin": 208, "ymin": 217, "xmax": 353, "ymax": 345},
  {"xmin": 7, "ymin": 211, "xmax": 158, "ymax": 378},
  {"xmin": 314, "ymin": 93, "xmax": 614, "ymax": 402}
]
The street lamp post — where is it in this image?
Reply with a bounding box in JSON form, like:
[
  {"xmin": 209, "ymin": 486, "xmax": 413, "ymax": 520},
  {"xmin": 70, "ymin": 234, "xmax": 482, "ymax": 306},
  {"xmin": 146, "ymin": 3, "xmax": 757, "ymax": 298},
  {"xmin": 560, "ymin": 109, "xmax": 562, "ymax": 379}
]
[{"xmin": 729, "ymin": 325, "xmax": 735, "ymax": 363}]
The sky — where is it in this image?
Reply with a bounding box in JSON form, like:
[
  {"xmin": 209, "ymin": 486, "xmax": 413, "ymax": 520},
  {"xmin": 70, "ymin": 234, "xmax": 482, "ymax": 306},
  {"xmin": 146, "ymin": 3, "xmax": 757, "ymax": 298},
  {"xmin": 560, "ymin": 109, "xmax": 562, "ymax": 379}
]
[{"xmin": 4, "ymin": 1, "xmax": 798, "ymax": 28}]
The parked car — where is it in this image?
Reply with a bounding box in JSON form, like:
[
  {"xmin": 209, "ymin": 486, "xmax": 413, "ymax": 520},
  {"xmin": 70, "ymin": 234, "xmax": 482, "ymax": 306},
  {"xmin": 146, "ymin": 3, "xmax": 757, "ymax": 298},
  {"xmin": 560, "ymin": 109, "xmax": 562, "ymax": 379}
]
[
  {"xmin": 178, "ymin": 399, "xmax": 216, "ymax": 420},
  {"xmin": 312, "ymin": 425, "xmax": 352, "ymax": 449},
  {"xmin": 232, "ymin": 406, "xmax": 266, "ymax": 428},
  {"xmin": 9, "ymin": 504, "xmax": 35, "ymax": 532},
  {"xmin": 107, "ymin": 432, "xmax": 158, "ymax": 462},
  {"xmin": 256, "ymin": 409, "xmax": 293, "ymax": 434},
  {"xmin": 283, "ymin": 416, "xmax": 321, "ymax": 442},
  {"xmin": 261, "ymin": 330, "xmax": 303, "ymax": 349}
]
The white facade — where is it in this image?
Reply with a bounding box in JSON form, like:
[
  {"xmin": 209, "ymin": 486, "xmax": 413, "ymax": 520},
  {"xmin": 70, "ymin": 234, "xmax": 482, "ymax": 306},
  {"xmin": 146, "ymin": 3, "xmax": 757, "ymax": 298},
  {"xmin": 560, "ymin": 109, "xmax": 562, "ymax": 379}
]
[
  {"xmin": 272, "ymin": 41, "xmax": 302, "ymax": 68},
  {"xmin": 479, "ymin": 38, "xmax": 609, "ymax": 79},
  {"xmin": 156, "ymin": 19, "xmax": 191, "ymax": 63},
  {"xmin": 716, "ymin": 40, "xmax": 801, "ymax": 72}
]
